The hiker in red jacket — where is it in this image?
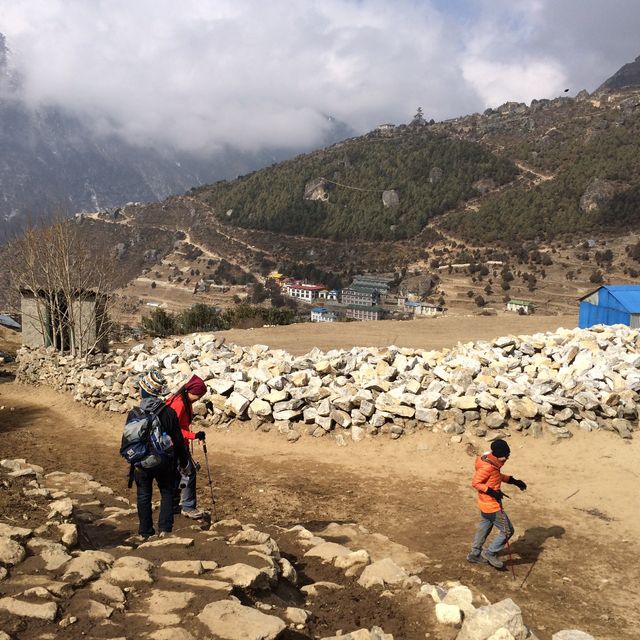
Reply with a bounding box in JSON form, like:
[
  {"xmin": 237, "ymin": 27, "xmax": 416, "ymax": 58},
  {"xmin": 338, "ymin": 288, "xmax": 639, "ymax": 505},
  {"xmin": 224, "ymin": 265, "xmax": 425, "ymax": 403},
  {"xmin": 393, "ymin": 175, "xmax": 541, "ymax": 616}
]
[
  {"xmin": 166, "ymin": 374, "xmax": 208, "ymax": 519},
  {"xmin": 467, "ymin": 439, "xmax": 527, "ymax": 569}
]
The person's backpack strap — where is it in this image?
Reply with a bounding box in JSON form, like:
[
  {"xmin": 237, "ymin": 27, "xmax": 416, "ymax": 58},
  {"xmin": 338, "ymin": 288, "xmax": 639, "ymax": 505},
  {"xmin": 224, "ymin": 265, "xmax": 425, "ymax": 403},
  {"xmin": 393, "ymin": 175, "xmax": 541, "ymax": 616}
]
[{"xmin": 127, "ymin": 463, "xmax": 135, "ymax": 489}]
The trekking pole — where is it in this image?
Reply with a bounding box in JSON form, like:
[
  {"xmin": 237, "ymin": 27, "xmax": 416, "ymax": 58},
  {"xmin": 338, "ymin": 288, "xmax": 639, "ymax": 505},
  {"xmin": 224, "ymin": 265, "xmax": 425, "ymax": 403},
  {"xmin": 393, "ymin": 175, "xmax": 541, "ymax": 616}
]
[
  {"xmin": 499, "ymin": 498, "xmax": 516, "ymax": 581},
  {"xmin": 201, "ymin": 441, "xmax": 218, "ymax": 521}
]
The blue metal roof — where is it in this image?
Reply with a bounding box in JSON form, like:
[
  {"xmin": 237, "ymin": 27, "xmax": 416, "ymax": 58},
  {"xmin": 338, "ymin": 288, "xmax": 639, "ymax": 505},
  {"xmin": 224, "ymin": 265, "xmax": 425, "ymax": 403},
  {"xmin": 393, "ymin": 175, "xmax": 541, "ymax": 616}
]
[
  {"xmin": 588, "ymin": 285, "xmax": 640, "ymax": 313},
  {"xmin": 311, "ymin": 307, "xmax": 329, "ymax": 313}
]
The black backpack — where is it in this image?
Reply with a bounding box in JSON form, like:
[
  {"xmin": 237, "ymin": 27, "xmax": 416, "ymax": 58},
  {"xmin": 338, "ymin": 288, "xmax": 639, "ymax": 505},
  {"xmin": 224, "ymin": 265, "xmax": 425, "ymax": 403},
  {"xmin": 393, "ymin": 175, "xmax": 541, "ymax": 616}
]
[{"xmin": 120, "ymin": 404, "xmax": 173, "ymax": 469}]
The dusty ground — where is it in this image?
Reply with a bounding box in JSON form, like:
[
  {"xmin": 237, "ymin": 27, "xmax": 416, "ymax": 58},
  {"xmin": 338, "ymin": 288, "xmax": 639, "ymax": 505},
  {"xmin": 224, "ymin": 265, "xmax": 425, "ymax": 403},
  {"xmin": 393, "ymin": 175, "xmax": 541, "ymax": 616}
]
[
  {"xmin": 1, "ymin": 378, "xmax": 638, "ymax": 640},
  {"xmin": 215, "ymin": 314, "xmax": 577, "ymax": 355}
]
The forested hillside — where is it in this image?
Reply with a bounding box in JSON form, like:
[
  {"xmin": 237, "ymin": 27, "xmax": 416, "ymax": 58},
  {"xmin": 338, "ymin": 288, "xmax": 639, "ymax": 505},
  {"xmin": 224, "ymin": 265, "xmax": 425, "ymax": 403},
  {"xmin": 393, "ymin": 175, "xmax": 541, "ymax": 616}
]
[
  {"xmin": 193, "ymin": 129, "xmax": 517, "ymax": 241},
  {"xmin": 441, "ymin": 107, "xmax": 640, "ymax": 242}
]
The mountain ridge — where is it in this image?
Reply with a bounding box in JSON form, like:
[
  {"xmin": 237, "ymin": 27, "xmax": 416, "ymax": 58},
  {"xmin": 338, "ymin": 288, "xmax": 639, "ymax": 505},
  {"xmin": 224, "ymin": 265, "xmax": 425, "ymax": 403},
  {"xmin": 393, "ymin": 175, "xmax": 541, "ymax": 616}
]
[{"xmin": 598, "ymin": 54, "xmax": 640, "ymax": 91}]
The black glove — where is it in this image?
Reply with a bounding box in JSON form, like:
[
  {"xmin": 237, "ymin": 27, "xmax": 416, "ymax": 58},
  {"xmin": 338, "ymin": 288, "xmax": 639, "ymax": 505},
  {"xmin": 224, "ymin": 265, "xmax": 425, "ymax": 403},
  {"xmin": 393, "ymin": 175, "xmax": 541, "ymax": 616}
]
[
  {"xmin": 485, "ymin": 487, "xmax": 504, "ymax": 502},
  {"xmin": 508, "ymin": 477, "xmax": 527, "ymax": 491},
  {"xmin": 195, "ymin": 431, "xmax": 206, "ymax": 441}
]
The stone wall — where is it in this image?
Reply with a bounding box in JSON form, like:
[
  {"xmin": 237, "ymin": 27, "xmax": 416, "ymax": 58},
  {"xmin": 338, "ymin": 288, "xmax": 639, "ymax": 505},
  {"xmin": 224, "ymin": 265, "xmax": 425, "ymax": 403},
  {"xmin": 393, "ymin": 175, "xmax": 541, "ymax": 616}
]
[{"xmin": 16, "ymin": 325, "xmax": 640, "ymax": 443}]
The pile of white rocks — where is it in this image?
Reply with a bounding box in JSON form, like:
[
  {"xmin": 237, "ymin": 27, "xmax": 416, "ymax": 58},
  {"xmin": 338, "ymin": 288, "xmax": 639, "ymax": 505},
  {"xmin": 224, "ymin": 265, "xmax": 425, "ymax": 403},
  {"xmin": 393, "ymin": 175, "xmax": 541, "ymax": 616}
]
[{"xmin": 16, "ymin": 324, "xmax": 640, "ymax": 442}]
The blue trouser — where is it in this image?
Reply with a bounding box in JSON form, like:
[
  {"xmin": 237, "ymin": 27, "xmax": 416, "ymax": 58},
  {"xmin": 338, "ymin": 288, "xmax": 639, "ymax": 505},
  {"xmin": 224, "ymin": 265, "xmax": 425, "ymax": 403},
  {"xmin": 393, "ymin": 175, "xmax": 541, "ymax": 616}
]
[
  {"xmin": 135, "ymin": 462, "xmax": 175, "ymax": 536},
  {"xmin": 177, "ymin": 456, "xmax": 198, "ymax": 511},
  {"xmin": 471, "ymin": 509, "xmax": 514, "ymax": 555}
]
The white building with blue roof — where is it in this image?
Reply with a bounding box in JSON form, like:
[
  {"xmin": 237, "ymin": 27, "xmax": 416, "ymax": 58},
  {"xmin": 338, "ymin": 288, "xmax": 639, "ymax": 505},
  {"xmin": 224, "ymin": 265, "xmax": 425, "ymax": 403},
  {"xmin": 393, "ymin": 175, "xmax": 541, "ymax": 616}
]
[{"xmin": 311, "ymin": 307, "xmax": 337, "ymax": 323}]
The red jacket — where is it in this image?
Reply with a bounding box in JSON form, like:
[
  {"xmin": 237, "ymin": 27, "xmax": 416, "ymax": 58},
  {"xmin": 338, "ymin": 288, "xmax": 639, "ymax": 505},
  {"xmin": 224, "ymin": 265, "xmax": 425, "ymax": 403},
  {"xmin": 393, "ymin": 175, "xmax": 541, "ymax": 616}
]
[
  {"xmin": 472, "ymin": 453, "xmax": 511, "ymax": 513},
  {"xmin": 166, "ymin": 392, "xmax": 196, "ymax": 443}
]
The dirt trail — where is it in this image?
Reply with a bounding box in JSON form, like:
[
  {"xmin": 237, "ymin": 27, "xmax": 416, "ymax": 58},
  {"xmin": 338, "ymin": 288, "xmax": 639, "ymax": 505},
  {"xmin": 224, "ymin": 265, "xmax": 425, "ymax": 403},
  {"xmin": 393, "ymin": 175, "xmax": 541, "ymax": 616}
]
[{"xmin": 0, "ymin": 380, "xmax": 638, "ymax": 639}]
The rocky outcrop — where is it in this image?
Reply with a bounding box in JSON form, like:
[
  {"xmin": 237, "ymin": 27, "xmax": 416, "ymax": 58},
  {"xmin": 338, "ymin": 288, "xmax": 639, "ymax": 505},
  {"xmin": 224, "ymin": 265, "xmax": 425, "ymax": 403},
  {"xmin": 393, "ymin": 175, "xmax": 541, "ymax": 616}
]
[
  {"xmin": 579, "ymin": 178, "xmax": 622, "ymax": 213},
  {"xmin": 382, "ymin": 190, "xmax": 400, "ymax": 208},
  {"xmin": 304, "ymin": 177, "xmax": 331, "ymax": 201}
]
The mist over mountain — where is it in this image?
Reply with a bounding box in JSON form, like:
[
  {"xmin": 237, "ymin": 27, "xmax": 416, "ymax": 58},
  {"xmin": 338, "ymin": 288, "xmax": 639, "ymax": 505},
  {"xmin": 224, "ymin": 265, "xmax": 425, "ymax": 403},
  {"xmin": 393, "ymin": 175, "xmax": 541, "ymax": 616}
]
[{"xmin": 0, "ymin": 31, "xmax": 354, "ymax": 235}]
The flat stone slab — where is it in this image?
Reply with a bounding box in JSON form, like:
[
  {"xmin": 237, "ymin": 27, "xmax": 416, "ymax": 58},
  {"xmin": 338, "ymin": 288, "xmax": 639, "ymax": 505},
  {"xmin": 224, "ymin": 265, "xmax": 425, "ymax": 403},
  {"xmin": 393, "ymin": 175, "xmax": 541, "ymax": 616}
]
[
  {"xmin": 304, "ymin": 541, "xmax": 353, "ymax": 562},
  {"xmin": 4, "ymin": 575, "xmax": 74, "ymax": 598},
  {"xmin": 145, "ymin": 589, "xmax": 195, "ymax": 614},
  {"xmin": 88, "ymin": 579, "xmax": 126, "ymax": 603},
  {"xmin": 148, "ymin": 629, "xmax": 195, "ymax": 640},
  {"xmin": 39, "ymin": 542, "xmax": 72, "ymax": 570},
  {"xmin": 162, "ymin": 576, "xmax": 232, "ymax": 593},
  {"xmin": 138, "ymin": 537, "xmax": 194, "ymax": 548},
  {"xmin": 198, "ymin": 600, "xmax": 285, "ymax": 640},
  {"xmin": 357, "ymin": 558, "xmax": 409, "ymax": 589},
  {"xmin": 104, "ymin": 566, "xmax": 153, "ymax": 584},
  {"xmin": 84, "ymin": 599, "xmax": 114, "ymax": 620},
  {"xmin": 213, "ymin": 563, "xmax": 271, "ymax": 589},
  {"xmin": 0, "ymin": 596, "xmax": 58, "ymax": 621},
  {"xmin": 300, "ymin": 581, "xmax": 344, "ymax": 596},
  {"xmin": 160, "ymin": 560, "xmax": 204, "ymax": 575},
  {"xmin": 62, "ymin": 550, "xmax": 114, "ymax": 585},
  {"xmin": 0, "ymin": 524, "xmax": 32, "ymax": 540}
]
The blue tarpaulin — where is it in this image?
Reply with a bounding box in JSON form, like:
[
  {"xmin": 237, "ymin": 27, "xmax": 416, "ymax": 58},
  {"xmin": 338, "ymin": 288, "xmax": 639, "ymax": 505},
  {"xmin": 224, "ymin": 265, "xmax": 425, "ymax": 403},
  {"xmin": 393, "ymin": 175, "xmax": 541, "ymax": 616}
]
[{"xmin": 0, "ymin": 314, "xmax": 20, "ymax": 330}]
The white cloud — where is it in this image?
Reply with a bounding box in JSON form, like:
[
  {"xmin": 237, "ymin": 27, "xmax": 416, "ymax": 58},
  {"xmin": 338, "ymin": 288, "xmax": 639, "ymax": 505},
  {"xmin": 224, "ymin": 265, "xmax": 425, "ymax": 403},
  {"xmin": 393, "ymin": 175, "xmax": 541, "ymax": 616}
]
[{"xmin": 0, "ymin": 0, "xmax": 638, "ymax": 154}]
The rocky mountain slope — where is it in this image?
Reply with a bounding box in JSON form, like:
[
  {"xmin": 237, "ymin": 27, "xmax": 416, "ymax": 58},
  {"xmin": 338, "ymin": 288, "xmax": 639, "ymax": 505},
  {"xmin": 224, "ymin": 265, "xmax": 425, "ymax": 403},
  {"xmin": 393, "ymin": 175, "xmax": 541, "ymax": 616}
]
[{"xmin": 598, "ymin": 55, "xmax": 640, "ymax": 91}]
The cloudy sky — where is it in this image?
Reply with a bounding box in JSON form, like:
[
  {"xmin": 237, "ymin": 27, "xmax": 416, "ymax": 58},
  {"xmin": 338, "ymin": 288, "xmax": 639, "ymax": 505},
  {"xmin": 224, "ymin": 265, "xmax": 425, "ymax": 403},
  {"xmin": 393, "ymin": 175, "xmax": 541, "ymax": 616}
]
[{"xmin": 1, "ymin": 0, "xmax": 638, "ymax": 154}]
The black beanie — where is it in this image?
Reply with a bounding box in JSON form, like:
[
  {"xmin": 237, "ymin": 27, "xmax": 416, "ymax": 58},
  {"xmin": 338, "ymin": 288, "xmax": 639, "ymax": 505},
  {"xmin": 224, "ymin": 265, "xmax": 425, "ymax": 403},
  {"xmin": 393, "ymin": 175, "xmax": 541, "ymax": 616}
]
[{"xmin": 491, "ymin": 439, "xmax": 511, "ymax": 458}]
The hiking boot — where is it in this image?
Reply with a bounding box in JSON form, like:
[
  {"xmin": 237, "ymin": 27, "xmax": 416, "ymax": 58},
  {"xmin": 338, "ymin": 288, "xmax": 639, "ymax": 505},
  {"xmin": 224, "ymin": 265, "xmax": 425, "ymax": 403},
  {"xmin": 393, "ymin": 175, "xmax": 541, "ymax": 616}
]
[
  {"xmin": 181, "ymin": 508, "xmax": 205, "ymax": 520},
  {"xmin": 466, "ymin": 551, "xmax": 488, "ymax": 565},
  {"xmin": 127, "ymin": 533, "xmax": 155, "ymax": 545},
  {"xmin": 481, "ymin": 550, "xmax": 505, "ymax": 569},
  {"xmin": 158, "ymin": 531, "xmax": 171, "ymax": 538}
]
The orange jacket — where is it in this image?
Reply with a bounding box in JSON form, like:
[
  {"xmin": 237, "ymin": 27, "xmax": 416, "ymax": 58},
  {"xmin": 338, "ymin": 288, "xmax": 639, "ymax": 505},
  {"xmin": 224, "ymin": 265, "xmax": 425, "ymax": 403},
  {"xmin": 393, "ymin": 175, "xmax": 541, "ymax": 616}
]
[{"xmin": 472, "ymin": 453, "xmax": 511, "ymax": 513}]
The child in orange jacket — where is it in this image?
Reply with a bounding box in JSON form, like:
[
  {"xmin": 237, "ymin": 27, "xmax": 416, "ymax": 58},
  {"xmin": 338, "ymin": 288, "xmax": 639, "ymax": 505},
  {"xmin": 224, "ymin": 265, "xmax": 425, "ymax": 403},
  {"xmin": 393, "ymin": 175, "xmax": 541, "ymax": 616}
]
[{"xmin": 467, "ymin": 439, "xmax": 527, "ymax": 569}]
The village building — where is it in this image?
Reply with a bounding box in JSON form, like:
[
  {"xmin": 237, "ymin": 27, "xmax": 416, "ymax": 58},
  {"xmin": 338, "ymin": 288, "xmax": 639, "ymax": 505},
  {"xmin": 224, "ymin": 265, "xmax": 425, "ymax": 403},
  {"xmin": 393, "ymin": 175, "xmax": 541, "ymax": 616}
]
[
  {"xmin": 283, "ymin": 282, "xmax": 326, "ymax": 302},
  {"xmin": 397, "ymin": 298, "xmax": 442, "ymax": 317},
  {"xmin": 341, "ymin": 285, "xmax": 380, "ymax": 307},
  {"xmin": 266, "ymin": 271, "xmax": 285, "ymax": 284},
  {"xmin": 310, "ymin": 307, "xmax": 337, "ymax": 323},
  {"xmin": 506, "ymin": 299, "xmax": 534, "ymax": 314},
  {"xmin": 318, "ymin": 289, "xmax": 340, "ymax": 301},
  {"xmin": 415, "ymin": 302, "xmax": 441, "ymax": 317},
  {"xmin": 579, "ymin": 285, "xmax": 640, "ymax": 328},
  {"xmin": 345, "ymin": 305, "xmax": 384, "ymax": 321}
]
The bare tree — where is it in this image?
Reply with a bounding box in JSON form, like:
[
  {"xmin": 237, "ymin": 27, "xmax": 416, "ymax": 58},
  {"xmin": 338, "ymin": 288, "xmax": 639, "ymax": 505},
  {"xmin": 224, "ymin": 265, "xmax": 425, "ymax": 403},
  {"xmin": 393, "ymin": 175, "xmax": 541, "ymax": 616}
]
[{"xmin": 1, "ymin": 217, "xmax": 115, "ymax": 356}]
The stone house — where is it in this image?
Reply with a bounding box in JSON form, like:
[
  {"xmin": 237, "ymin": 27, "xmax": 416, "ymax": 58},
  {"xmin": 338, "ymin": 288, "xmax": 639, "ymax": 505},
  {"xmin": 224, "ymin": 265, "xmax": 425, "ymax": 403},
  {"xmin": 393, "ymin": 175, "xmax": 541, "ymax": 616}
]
[{"xmin": 20, "ymin": 288, "xmax": 108, "ymax": 353}]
